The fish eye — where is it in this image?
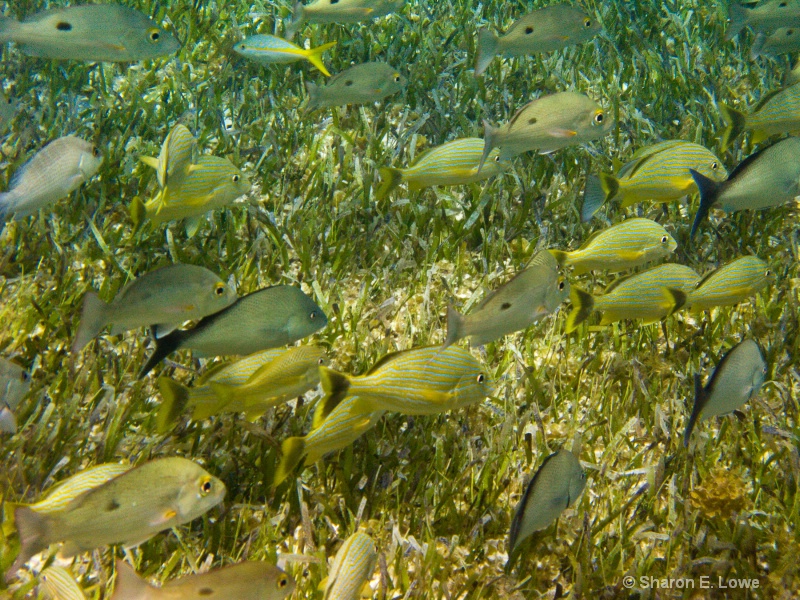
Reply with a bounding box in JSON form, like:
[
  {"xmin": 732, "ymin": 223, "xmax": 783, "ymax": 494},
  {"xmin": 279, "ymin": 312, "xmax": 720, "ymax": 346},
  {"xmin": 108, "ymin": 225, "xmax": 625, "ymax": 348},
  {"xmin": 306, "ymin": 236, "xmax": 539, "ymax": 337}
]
[
  {"xmin": 317, "ymin": 357, "xmax": 325, "ymax": 365},
  {"xmin": 309, "ymin": 310, "xmax": 317, "ymax": 320},
  {"xmin": 148, "ymin": 28, "xmax": 161, "ymax": 43},
  {"xmin": 476, "ymin": 374, "xmax": 485, "ymax": 383},
  {"xmin": 660, "ymin": 235, "xmax": 668, "ymax": 244},
  {"xmin": 558, "ymin": 280, "xmax": 566, "ymax": 290},
  {"xmin": 765, "ymin": 269, "xmax": 772, "ymax": 277},
  {"xmin": 232, "ymin": 174, "xmax": 240, "ymax": 182},
  {"xmin": 200, "ymin": 477, "xmax": 213, "ymax": 496},
  {"xmin": 394, "ymin": 74, "xmax": 401, "ymax": 82},
  {"xmin": 593, "ymin": 111, "xmax": 604, "ymax": 124},
  {"xmin": 21, "ymin": 371, "xmax": 30, "ymax": 382},
  {"xmin": 584, "ymin": 18, "xmax": 592, "ymax": 27},
  {"xmin": 214, "ymin": 282, "xmax": 226, "ymax": 296},
  {"xmin": 493, "ymin": 155, "xmax": 500, "ymax": 162},
  {"xmin": 711, "ymin": 161, "xmax": 718, "ymax": 170},
  {"xmin": 278, "ymin": 576, "xmax": 289, "ymax": 588},
  {"xmin": 92, "ymin": 146, "xmax": 101, "ymax": 158}
]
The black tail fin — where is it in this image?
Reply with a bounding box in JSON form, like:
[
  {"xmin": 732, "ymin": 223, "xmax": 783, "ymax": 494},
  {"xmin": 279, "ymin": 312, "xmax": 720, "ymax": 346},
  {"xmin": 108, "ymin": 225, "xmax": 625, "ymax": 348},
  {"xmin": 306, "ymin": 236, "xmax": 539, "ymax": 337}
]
[
  {"xmin": 312, "ymin": 366, "xmax": 351, "ymax": 428},
  {"xmin": 683, "ymin": 374, "xmax": 705, "ymax": 447},
  {"xmin": 719, "ymin": 103, "xmax": 746, "ymax": 152},
  {"xmin": 689, "ymin": 169, "xmax": 721, "ymax": 240},
  {"xmin": 138, "ymin": 330, "xmax": 186, "ymax": 379}
]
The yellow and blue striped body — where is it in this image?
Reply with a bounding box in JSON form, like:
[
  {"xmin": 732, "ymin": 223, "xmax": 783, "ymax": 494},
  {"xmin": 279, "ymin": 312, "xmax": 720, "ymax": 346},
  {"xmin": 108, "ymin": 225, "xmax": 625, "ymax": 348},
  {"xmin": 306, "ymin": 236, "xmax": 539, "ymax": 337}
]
[
  {"xmin": 39, "ymin": 565, "xmax": 85, "ymax": 600},
  {"xmin": 721, "ymin": 82, "xmax": 800, "ymax": 149},
  {"xmin": 686, "ymin": 256, "xmax": 773, "ymax": 310},
  {"xmin": 550, "ymin": 218, "xmax": 677, "ymax": 275},
  {"xmin": 324, "ymin": 531, "xmax": 377, "ymax": 600}
]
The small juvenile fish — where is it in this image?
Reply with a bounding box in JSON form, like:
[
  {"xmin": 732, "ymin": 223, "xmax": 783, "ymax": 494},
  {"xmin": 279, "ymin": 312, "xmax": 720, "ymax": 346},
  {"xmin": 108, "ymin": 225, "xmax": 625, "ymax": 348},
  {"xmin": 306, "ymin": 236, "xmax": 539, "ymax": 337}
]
[
  {"xmin": 0, "ymin": 136, "xmax": 103, "ymax": 221},
  {"xmin": 39, "ymin": 565, "xmax": 85, "ymax": 600},
  {"xmin": 110, "ymin": 559, "xmax": 295, "ymax": 600},
  {"xmin": 479, "ymin": 92, "xmax": 612, "ymax": 173},
  {"xmin": 683, "ymin": 339, "xmax": 767, "ymax": 447},
  {"xmin": 73, "ymin": 264, "xmax": 237, "ymax": 352},
  {"xmin": 234, "ymin": 35, "xmax": 336, "ymax": 77},
  {"xmin": 475, "ymin": 6, "xmax": 601, "ymax": 76},
  {"xmin": 689, "ymin": 136, "xmax": 800, "ymax": 238},
  {"xmin": 323, "ymin": 532, "xmax": 377, "ymax": 600},
  {"xmin": 0, "ymin": 357, "xmax": 30, "ymax": 434},
  {"xmin": 549, "ymin": 218, "xmax": 677, "ymax": 276},
  {"xmin": 719, "ymin": 83, "xmax": 800, "ymax": 150},
  {"xmin": 140, "ymin": 124, "xmax": 199, "ymax": 195},
  {"xmin": 139, "ymin": 286, "xmax": 327, "ymax": 378},
  {"xmin": 684, "ymin": 256, "xmax": 774, "ymax": 310},
  {"xmin": 313, "ymin": 346, "xmax": 493, "ymax": 426},
  {"xmin": 306, "ymin": 62, "xmax": 405, "ymax": 112},
  {"xmin": 377, "ymin": 138, "xmax": 509, "ymax": 200},
  {"xmin": 727, "ymin": 0, "xmax": 800, "ymax": 40},
  {"xmin": 6, "ymin": 457, "xmax": 225, "ymax": 581},
  {"xmin": 508, "ymin": 449, "xmax": 586, "ymax": 558},
  {"xmin": 445, "ymin": 250, "xmax": 568, "ymax": 347},
  {"xmin": 0, "ymin": 4, "xmax": 180, "ymax": 62},
  {"xmin": 751, "ymin": 27, "xmax": 800, "ymax": 58},
  {"xmin": 275, "ymin": 395, "xmax": 384, "ymax": 486},
  {"xmin": 565, "ymin": 263, "xmax": 700, "ymax": 333},
  {"xmin": 292, "ymin": 0, "xmax": 402, "ymax": 29},
  {"xmin": 582, "ymin": 140, "xmax": 727, "ymax": 219}
]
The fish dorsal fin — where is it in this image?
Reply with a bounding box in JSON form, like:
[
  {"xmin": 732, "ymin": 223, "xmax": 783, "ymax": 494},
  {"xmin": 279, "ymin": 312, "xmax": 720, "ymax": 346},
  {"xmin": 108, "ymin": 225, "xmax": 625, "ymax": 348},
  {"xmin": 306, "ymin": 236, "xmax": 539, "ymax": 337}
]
[
  {"xmin": 620, "ymin": 150, "xmax": 660, "ymax": 179},
  {"xmin": 576, "ymin": 227, "xmax": 608, "ymax": 251},
  {"xmin": 196, "ymin": 360, "xmax": 232, "ymax": 385},
  {"xmin": 507, "ymin": 100, "xmax": 538, "ymax": 128},
  {"xmin": 365, "ymin": 349, "xmax": 409, "ymax": 375},
  {"xmin": 692, "ymin": 266, "xmax": 720, "ymax": 291},
  {"xmin": 525, "ymin": 248, "xmax": 559, "ymax": 271},
  {"xmin": 752, "ymin": 87, "xmax": 784, "ymax": 112},
  {"xmin": 509, "ymin": 450, "xmax": 560, "ymax": 550},
  {"xmin": 603, "ymin": 272, "xmax": 636, "ymax": 293},
  {"xmin": 726, "ymin": 143, "xmax": 772, "ymax": 180}
]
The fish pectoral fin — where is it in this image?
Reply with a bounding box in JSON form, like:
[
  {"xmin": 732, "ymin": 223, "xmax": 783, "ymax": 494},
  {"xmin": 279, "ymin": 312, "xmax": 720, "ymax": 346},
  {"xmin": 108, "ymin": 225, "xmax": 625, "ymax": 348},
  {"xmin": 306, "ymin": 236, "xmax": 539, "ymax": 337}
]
[
  {"xmin": 140, "ymin": 156, "xmax": 159, "ymax": 170},
  {"xmin": 58, "ymin": 541, "xmax": 82, "ymax": 559},
  {"xmin": 547, "ymin": 128, "xmax": 577, "ymax": 138},
  {"xmin": 615, "ymin": 249, "xmax": 645, "ymax": 261},
  {"xmin": 149, "ymin": 509, "xmax": 177, "ymax": 527}
]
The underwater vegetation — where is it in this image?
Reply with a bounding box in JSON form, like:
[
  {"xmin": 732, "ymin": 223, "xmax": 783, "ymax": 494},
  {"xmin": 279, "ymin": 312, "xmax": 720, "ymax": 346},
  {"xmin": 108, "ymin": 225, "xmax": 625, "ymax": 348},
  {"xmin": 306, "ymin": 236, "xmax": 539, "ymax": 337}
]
[{"xmin": 0, "ymin": 0, "xmax": 799, "ymax": 598}]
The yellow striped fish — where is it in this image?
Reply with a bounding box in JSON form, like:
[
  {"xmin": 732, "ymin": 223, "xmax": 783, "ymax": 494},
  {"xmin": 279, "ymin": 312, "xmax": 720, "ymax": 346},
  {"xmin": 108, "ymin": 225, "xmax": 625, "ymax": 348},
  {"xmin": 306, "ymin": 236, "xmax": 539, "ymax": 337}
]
[
  {"xmin": 376, "ymin": 138, "xmax": 508, "ymax": 200},
  {"xmin": 39, "ymin": 565, "xmax": 85, "ymax": 600},
  {"xmin": 550, "ymin": 218, "xmax": 677, "ymax": 275},
  {"xmin": 565, "ymin": 263, "xmax": 700, "ymax": 333},
  {"xmin": 720, "ymin": 82, "xmax": 800, "ymax": 151},
  {"xmin": 234, "ymin": 35, "xmax": 336, "ymax": 77},
  {"xmin": 139, "ymin": 124, "xmax": 198, "ymax": 194},
  {"xmin": 323, "ymin": 531, "xmax": 377, "ymax": 600},
  {"xmin": 685, "ymin": 256, "xmax": 774, "ymax": 311},
  {"xmin": 275, "ymin": 396, "xmax": 384, "ymax": 486},
  {"xmin": 581, "ymin": 140, "xmax": 726, "ymax": 219},
  {"xmin": 313, "ymin": 346, "xmax": 493, "ymax": 427}
]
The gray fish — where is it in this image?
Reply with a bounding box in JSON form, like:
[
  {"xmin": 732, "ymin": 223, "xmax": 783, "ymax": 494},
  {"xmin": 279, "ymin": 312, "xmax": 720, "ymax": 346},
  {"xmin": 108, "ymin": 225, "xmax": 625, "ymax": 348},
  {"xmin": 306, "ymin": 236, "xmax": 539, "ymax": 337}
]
[
  {"xmin": 139, "ymin": 285, "xmax": 327, "ymax": 378},
  {"xmin": 508, "ymin": 449, "xmax": 586, "ymax": 557},
  {"xmin": 306, "ymin": 62, "xmax": 406, "ymax": 112},
  {"xmin": 73, "ymin": 264, "xmax": 237, "ymax": 352},
  {"xmin": 683, "ymin": 339, "xmax": 767, "ymax": 447},
  {"xmin": 445, "ymin": 250, "xmax": 568, "ymax": 347},
  {"xmin": 0, "ymin": 358, "xmax": 31, "ymax": 434},
  {"xmin": 0, "ymin": 136, "xmax": 103, "ymax": 221},
  {"xmin": 751, "ymin": 27, "xmax": 800, "ymax": 58},
  {"xmin": 0, "ymin": 4, "xmax": 180, "ymax": 62},
  {"xmin": 690, "ymin": 136, "xmax": 800, "ymax": 238},
  {"xmin": 727, "ymin": 0, "xmax": 800, "ymax": 40}
]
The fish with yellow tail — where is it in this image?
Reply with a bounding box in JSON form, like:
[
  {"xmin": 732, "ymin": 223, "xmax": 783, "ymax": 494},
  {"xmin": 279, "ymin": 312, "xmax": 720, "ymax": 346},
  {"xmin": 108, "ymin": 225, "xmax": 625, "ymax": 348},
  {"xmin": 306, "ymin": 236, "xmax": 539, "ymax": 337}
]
[
  {"xmin": 683, "ymin": 339, "xmax": 767, "ymax": 447},
  {"xmin": 508, "ymin": 448, "xmax": 586, "ymax": 562},
  {"xmin": 581, "ymin": 140, "xmax": 726, "ymax": 220},
  {"xmin": 565, "ymin": 263, "xmax": 700, "ymax": 333},
  {"xmin": 684, "ymin": 256, "xmax": 774, "ymax": 311},
  {"xmin": 306, "ymin": 62, "xmax": 405, "ymax": 112},
  {"xmin": 234, "ymin": 35, "xmax": 336, "ymax": 77},
  {"xmin": 479, "ymin": 92, "xmax": 612, "ymax": 173},
  {"xmin": 445, "ymin": 249, "xmax": 568, "ymax": 347},
  {"xmin": 322, "ymin": 532, "xmax": 377, "ymax": 600},
  {"xmin": 274, "ymin": 395, "xmax": 384, "ymax": 486},
  {"xmin": 5, "ymin": 457, "xmax": 225, "ymax": 582},
  {"xmin": 549, "ymin": 218, "xmax": 676, "ymax": 276},
  {"xmin": 719, "ymin": 82, "xmax": 800, "ymax": 151},
  {"xmin": 110, "ymin": 559, "xmax": 295, "ymax": 600},
  {"xmin": 376, "ymin": 138, "xmax": 509, "ymax": 200},
  {"xmin": 313, "ymin": 345, "xmax": 493, "ymax": 426},
  {"xmin": 475, "ymin": 6, "xmax": 601, "ymax": 76}
]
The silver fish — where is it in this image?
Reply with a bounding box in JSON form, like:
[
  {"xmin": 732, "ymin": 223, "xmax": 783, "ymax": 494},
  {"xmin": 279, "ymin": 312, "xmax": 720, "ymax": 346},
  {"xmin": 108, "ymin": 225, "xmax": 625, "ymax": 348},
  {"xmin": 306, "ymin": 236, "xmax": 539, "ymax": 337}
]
[{"xmin": 0, "ymin": 357, "xmax": 31, "ymax": 434}]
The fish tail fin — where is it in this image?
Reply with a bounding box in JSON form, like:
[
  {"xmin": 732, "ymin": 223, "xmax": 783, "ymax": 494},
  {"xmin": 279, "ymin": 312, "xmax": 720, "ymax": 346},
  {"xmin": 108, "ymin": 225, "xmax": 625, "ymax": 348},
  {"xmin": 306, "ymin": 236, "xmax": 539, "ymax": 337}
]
[
  {"xmin": 288, "ymin": 1, "xmax": 305, "ymax": 37},
  {"xmin": 1, "ymin": 502, "xmax": 20, "ymax": 537},
  {"xmin": 725, "ymin": 1, "xmax": 748, "ymax": 40},
  {"xmin": 138, "ymin": 331, "xmax": 184, "ymax": 379},
  {"xmin": 6, "ymin": 506, "xmax": 49, "ymax": 582},
  {"xmin": 475, "ymin": 28, "xmax": 498, "ymax": 76},
  {"xmin": 156, "ymin": 377, "xmax": 189, "ymax": 434},
  {"xmin": 683, "ymin": 374, "xmax": 705, "ymax": 447},
  {"xmin": 478, "ymin": 120, "xmax": 498, "ymax": 174},
  {"xmin": 110, "ymin": 560, "xmax": 151, "ymax": 600},
  {"xmin": 72, "ymin": 292, "xmax": 109, "ymax": 353},
  {"xmin": 305, "ymin": 42, "xmax": 336, "ymax": 77},
  {"xmin": 663, "ymin": 288, "xmax": 688, "ymax": 316},
  {"xmin": 565, "ymin": 287, "xmax": 594, "ymax": 334},
  {"xmin": 598, "ymin": 172, "xmax": 623, "ymax": 206},
  {"xmin": 719, "ymin": 103, "xmax": 746, "ymax": 151},
  {"xmin": 274, "ymin": 437, "xmax": 307, "ymax": 487},
  {"xmin": 548, "ymin": 249, "xmax": 570, "ymax": 270},
  {"xmin": 581, "ymin": 174, "xmax": 606, "ymax": 221},
  {"xmin": 305, "ymin": 81, "xmax": 321, "ymax": 113},
  {"xmin": 0, "ymin": 16, "xmax": 16, "ymax": 42},
  {"xmin": 376, "ymin": 167, "xmax": 403, "ymax": 200},
  {"xmin": 444, "ymin": 304, "xmax": 465, "ymax": 348},
  {"xmin": 312, "ymin": 366, "xmax": 351, "ymax": 428},
  {"xmin": 689, "ymin": 168, "xmax": 721, "ymax": 240}
]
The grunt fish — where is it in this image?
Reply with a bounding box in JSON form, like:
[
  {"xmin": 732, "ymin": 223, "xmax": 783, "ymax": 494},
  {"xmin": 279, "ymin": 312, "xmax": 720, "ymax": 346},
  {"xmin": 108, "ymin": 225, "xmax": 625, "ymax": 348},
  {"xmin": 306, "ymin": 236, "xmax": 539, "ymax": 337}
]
[
  {"xmin": 306, "ymin": 62, "xmax": 405, "ymax": 112},
  {"xmin": 0, "ymin": 357, "xmax": 30, "ymax": 434},
  {"xmin": 39, "ymin": 565, "xmax": 85, "ymax": 600},
  {"xmin": 726, "ymin": 0, "xmax": 800, "ymax": 40},
  {"xmin": 292, "ymin": 0, "xmax": 403, "ymax": 30},
  {"xmin": 684, "ymin": 256, "xmax": 774, "ymax": 310},
  {"xmin": 719, "ymin": 82, "xmax": 800, "ymax": 151},
  {"xmin": 323, "ymin": 532, "xmax": 377, "ymax": 600}
]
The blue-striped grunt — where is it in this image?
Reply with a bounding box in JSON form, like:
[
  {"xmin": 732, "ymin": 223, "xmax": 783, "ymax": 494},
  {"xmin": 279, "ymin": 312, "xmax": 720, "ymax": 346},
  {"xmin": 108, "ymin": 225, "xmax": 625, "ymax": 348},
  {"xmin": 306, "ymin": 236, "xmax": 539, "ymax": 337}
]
[
  {"xmin": 685, "ymin": 256, "xmax": 774, "ymax": 310},
  {"xmin": 476, "ymin": 6, "xmax": 601, "ymax": 76},
  {"xmin": 0, "ymin": 357, "xmax": 30, "ymax": 434},
  {"xmin": 234, "ymin": 35, "xmax": 336, "ymax": 77},
  {"xmin": 275, "ymin": 395, "xmax": 384, "ymax": 486},
  {"xmin": 445, "ymin": 249, "xmax": 568, "ymax": 347},
  {"xmin": 313, "ymin": 346, "xmax": 493, "ymax": 426},
  {"xmin": 582, "ymin": 140, "xmax": 726, "ymax": 219},
  {"xmin": 479, "ymin": 92, "xmax": 612, "ymax": 173},
  {"xmin": 323, "ymin": 531, "xmax": 377, "ymax": 600},
  {"xmin": 565, "ymin": 263, "xmax": 700, "ymax": 333},
  {"xmin": 139, "ymin": 124, "xmax": 199, "ymax": 196},
  {"xmin": 306, "ymin": 62, "xmax": 405, "ymax": 112},
  {"xmin": 550, "ymin": 218, "xmax": 677, "ymax": 275},
  {"xmin": 39, "ymin": 565, "xmax": 85, "ymax": 600},
  {"xmin": 376, "ymin": 138, "xmax": 509, "ymax": 200},
  {"xmin": 684, "ymin": 338, "xmax": 767, "ymax": 447},
  {"xmin": 110, "ymin": 559, "xmax": 294, "ymax": 600},
  {"xmin": 719, "ymin": 82, "xmax": 800, "ymax": 150}
]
